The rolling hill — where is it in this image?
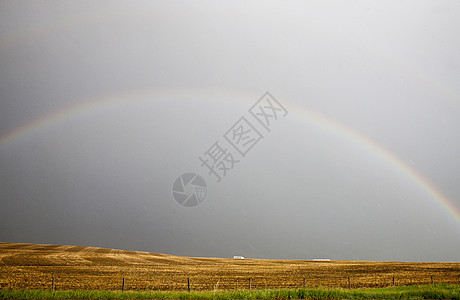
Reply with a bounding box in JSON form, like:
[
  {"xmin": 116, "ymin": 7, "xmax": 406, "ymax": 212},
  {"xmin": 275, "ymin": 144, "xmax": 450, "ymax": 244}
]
[{"xmin": 1, "ymin": 242, "xmax": 459, "ymax": 291}]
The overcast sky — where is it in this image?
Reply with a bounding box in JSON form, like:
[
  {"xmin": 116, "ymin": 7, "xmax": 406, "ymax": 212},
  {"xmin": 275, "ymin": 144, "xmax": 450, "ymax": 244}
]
[{"xmin": 1, "ymin": 0, "xmax": 460, "ymax": 262}]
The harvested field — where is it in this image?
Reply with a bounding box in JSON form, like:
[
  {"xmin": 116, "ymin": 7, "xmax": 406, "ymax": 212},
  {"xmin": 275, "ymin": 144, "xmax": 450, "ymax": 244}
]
[{"xmin": 0, "ymin": 242, "xmax": 459, "ymax": 291}]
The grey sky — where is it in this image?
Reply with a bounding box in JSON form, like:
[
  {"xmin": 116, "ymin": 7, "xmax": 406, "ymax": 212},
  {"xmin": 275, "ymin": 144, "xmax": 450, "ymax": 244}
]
[{"xmin": 1, "ymin": 0, "xmax": 460, "ymax": 262}]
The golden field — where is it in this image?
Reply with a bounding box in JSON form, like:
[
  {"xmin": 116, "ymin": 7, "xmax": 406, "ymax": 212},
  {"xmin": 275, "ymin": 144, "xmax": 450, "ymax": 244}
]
[{"xmin": 0, "ymin": 242, "xmax": 459, "ymax": 291}]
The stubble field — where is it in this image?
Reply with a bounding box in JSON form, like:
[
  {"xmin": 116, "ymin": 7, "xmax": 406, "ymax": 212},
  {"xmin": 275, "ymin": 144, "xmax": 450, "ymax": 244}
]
[{"xmin": 0, "ymin": 242, "xmax": 459, "ymax": 292}]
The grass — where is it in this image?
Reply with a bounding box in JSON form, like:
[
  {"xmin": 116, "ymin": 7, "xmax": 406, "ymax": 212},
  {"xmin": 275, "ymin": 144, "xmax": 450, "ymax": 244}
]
[{"xmin": 1, "ymin": 284, "xmax": 459, "ymax": 300}]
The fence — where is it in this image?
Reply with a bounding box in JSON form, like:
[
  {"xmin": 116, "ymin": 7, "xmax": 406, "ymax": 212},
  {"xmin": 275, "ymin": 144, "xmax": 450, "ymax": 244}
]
[{"xmin": 10, "ymin": 274, "xmax": 457, "ymax": 292}]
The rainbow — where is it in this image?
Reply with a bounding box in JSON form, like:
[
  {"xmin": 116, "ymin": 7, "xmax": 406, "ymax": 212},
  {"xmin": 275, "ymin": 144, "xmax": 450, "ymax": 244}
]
[
  {"xmin": 0, "ymin": 87, "xmax": 459, "ymax": 227},
  {"xmin": 289, "ymin": 102, "xmax": 460, "ymax": 227}
]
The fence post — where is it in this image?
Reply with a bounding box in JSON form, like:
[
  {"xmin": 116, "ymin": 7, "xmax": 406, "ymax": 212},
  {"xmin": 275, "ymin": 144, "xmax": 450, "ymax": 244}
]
[
  {"xmin": 52, "ymin": 277, "xmax": 55, "ymax": 291},
  {"xmin": 348, "ymin": 277, "xmax": 351, "ymax": 289},
  {"xmin": 431, "ymin": 275, "xmax": 434, "ymax": 284},
  {"xmin": 188, "ymin": 278, "xmax": 191, "ymax": 292},
  {"xmin": 122, "ymin": 278, "xmax": 125, "ymax": 292},
  {"xmin": 392, "ymin": 276, "xmax": 395, "ymax": 286},
  {"xmin": 303, "ymin": 278, "xmax": 306, "ymax": 287},
  {"xmin": 249, "ymin": 278, "xmax": 252, "ymax": 290}
]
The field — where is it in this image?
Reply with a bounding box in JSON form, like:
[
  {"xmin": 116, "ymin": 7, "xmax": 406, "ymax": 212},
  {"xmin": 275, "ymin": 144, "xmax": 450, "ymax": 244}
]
[{"xmin": 1, "ymin": 242, "xmax": 459, "ymax": 292}]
